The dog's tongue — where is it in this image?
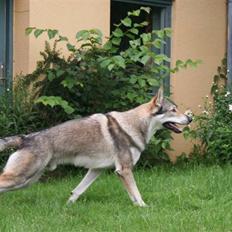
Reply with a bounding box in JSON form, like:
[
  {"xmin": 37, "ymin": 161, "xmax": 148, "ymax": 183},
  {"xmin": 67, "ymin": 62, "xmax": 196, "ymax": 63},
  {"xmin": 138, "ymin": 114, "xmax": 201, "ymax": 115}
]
[{"xmin": 163, "ymin": 122, "xmax": 182, "ymax": 133}]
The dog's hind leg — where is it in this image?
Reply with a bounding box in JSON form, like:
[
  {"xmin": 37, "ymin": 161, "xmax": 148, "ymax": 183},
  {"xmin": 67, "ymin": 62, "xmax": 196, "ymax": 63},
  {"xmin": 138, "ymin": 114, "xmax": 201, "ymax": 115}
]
[
  {"xmin": 0, "ymin": 150, "xmax": 47, "ymax": 193},
  {"xmin": 67, "ymin": 169, "xmax": 101, "ymax": 204}
]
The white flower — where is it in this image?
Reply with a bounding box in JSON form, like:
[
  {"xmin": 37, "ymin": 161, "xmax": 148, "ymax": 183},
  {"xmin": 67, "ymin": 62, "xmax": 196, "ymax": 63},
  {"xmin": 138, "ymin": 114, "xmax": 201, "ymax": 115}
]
[
  {"xmin": 198, "ymin": 105, "xmax": 201, "ymax": 108},
  {"xmin": 229, "ymin": 104, "xmax": 232, "ymax": 112},
  {"xmin": 205, "ymin": 95, "xmax": 209, "ymax": 98},
  {"xmin": 202, "ymin": 110, "xmax": 209, "ymax": 115},
  {"xmin": 6, "ymin": 88, "xmax": 10, "ymax": 92},
  {"xmin": 225, "ymin": 91, "xmax": 230, "ymax": 97}
]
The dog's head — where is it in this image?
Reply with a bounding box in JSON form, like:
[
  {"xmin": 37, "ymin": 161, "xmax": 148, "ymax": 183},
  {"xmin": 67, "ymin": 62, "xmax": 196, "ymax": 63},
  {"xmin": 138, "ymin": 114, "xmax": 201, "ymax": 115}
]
[{"xmin": 148, "ymin": 87, "xmax": 192, "ymax": 134}]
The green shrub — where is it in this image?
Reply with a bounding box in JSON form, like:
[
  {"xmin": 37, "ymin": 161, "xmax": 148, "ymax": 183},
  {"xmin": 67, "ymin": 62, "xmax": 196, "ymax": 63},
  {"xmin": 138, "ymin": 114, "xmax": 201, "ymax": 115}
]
[
  {"xmin": 0, "ymin": 80, "xmax": 49, "ymax": 166},
  {"xmin": 184, "ymin": 57, "xmax": 232, "ymax": 163},
  {"xmin": 0, "ymin": 7, "xmax": 199, "ymax": 166},
  {"xmin": 24, "ymin": 7, "xmax": 199, "ymax": 118}
]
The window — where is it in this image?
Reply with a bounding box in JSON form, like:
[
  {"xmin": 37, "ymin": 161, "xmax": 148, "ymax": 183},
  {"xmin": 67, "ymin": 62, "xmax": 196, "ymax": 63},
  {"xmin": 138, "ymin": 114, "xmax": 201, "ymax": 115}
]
[
  {"xmin": 0, "ymin": 0, "xmax": 13, "ymax": 94},
  {"xmin": 111, "ymin": 0, "xmax": 172, "ymax": 93}
]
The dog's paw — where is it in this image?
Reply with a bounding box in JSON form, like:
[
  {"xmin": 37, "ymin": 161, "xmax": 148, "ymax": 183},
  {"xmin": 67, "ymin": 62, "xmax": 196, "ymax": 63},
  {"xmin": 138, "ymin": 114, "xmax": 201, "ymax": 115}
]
[
  {"xmin": 67, "ymin": 194, "xmax": 79, "ymax": 205},
  {"xmin": 133, "ymin": 200, "xmax": 148, "ymax": 207},
  {"xmin": 66, "ymin": 198, "xmax": 75, "ymax": 205}
]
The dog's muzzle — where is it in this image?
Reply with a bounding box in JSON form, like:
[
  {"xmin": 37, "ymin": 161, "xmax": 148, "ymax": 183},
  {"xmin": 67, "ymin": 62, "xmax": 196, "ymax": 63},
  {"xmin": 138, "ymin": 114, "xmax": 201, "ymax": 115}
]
[{"xmin": 184, "ymin": 110, "xmax": 193, "ymax": 123}]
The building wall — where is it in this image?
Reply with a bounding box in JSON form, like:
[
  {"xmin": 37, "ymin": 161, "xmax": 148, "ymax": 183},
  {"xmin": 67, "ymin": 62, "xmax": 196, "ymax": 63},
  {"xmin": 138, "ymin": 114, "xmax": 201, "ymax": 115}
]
[
  {"xmin": 169, "ymin": 0, "xmax": 227, "ymax": 160},
  {"xmin": 13, "ymin": 0, "xmax": 110, "ymax": 75},
  {"xmin": 14, "ymin": 0, "xmax": 29, "ymax": 76},
  {"xmin": 13, "ymin": 0, "xmax": 227, "ymax": 157}
]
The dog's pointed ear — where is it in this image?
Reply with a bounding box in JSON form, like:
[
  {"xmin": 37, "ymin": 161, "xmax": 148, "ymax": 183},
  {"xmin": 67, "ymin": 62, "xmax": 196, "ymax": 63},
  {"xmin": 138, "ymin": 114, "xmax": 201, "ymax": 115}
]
[
  {"xmin": 156, "ymin": 86, "xmax": 164, "ymax": 107},
  {"xmin": 150, "ymin": 86, "xmax": 164, "ymax": 108}
]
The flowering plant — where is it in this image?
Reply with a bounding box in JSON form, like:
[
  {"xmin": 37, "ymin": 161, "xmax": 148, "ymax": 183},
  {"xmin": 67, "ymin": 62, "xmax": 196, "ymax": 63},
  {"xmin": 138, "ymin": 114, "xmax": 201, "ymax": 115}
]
[{"xmin": 184, "ymin": 58, "xmax": 232, "ymax": 163}]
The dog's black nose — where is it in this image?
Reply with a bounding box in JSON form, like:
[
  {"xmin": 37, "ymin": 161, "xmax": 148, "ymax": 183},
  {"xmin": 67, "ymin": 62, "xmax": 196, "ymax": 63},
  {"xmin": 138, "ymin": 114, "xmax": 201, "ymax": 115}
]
[
  {"xmin": 184, "ymin": 110, "xmax": 193, "ymax": 123},
  {"xmin": 186, "ymin": 115, "xmax": 192, "ymax": 123}
]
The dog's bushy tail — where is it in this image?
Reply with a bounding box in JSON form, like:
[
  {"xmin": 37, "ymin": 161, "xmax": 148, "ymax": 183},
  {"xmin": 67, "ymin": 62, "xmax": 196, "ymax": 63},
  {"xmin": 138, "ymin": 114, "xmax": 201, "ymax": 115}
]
[{"xmin": 0, "ymin": 135, "xmax": 24, "ymax": 152}]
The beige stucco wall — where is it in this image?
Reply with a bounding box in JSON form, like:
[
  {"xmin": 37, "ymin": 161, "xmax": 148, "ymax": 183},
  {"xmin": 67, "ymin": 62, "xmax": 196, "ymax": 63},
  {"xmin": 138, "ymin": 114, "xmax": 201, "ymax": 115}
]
[
  {"xmin": 13, "ymin": 0, "xmax": 110, "ymax": 75},
  {"xmin": 13, "ymin": 0, "xmax": 227, "ymax": 157},
  {"xmin": 169, "ymin": 0, "xmax": 227, "ymax": 160},
  {"xmin": 14, "ymin": 0, "xmax": 29, "ymax": 75}
]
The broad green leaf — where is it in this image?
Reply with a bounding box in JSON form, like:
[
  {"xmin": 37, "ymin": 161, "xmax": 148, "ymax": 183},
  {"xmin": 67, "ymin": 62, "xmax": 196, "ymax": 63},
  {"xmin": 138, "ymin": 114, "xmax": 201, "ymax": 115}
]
[
  {"xmin": 47, "ymin": 70, "xmax": 55, "ymax": 81},
  {"xmin": 113, "ymin": 55, "xmax": 126, "ymax": 69},
  {"xmin": 100, "ymin": 59, "xmax": 112, "ymax": 68},
  {"xmin": 47, "ymin": 29, "xmax": 58, "ymax": 39},
  {"xmin": 176, "ymin": 60, "xmax": 184, "ymax": 67},
  {"xmin": 129, "ymin": 28, "xmax": 139, "ymax": 35},
  {"xmin": 141, "ymin": 21, "xmax": 149, "ymax": 26},
  {"xmin": 125, "ymin": 32, "xmax": 135, "ymax": 40},
  {"xmin": 154, "ymin": 54, "xmax": 170, "ymax": 64},
  {"xmin": 112, "ymin": 28, "xmax": 123, "ymax": 37},
  {"xmin": 121, "ymin": 17, "xmax": 132, "ymax": 27},
  {"xmin": 129, "ymin": 75, "xmax": 138, "ymax": 84},
  {"xmin": 140, "ymin": 33, "xmax": 151, "ymax": 44},
  {"xmin": 140, "ymin": 6, "xmax": 151, "ymax": 14},
  {"xmin": 112, "ymin": 37, "xmax": 121, "ymax": 45},
  {"xmin": 59, "ymin": 35, "xmax": 68, "ymax": 41},
  {"xmin": 108, "ymin": 64, "xmax": 115, "ymax": 71},
  {"xmin": 154, "ymin": 30, "xmax": 165, "ymax": 39},
  {"xmin": 90, "ymin": 28, "xmax": 103, "ymax": 37},
  {"xmin": 61, "ymin": 78, "xmax": 76, "ymax": 89},
  {"xmin": 66, "ymin": 43, "xmax": 76, "ymax": 52},
  {"xmin": 140, "ymin": 45, "xmax": 149, "ymax": 53},
  {"xmin": 129, "ymin": 38, "xmax": 141, "ymax": 48},
  {"xmin": 76, "ymin": 30, "xmax": 90, "ymax": 41},
  {"xmin": 56, "ymin": 69, "xmax": 65, "ymax": 77},
  {"xmin": 140, "ymin": 55, "xmax": 150, "ymax": 65},
  {"xmin": 103, "ymin": 41, "xmax": 112, "ymax": 50},
  {"xmin": 25, "ymin": 27, "xmax": 35, "ymax": 35},
  {"xmin": 138, "ymin": 79, "xmax": 146, "ymax": 87},
  {"xmin": 35, "ymin": 96, "xmax": 74, "ymax": 114},
  {"xmin": 89, "ymin": 29, "xmax": 103, "ymax": 44},
  {"xmin": 164, "ymin": 28, "xmax": 172, "ymax": 37},
  {"xmin": 134, "ymin": 23, "xmax": 141, "ymax": 28},
  {"xmin": 126, "ymin": 92, "xmax": 136, "ymax": 101},
  {"xmin": 148, "ymin": 78, "xmax": 159, "ymax": 86},
  {"xmin": 34, "ymin": 29, "xmax": 45, "ymax": 38},
  {"xmin": 128, "ymin": 9, "xmax": 140, "ymax": 16},
  {"xmin": 153, "ymin": 39, "xmax": 164, "ymax": 49}
]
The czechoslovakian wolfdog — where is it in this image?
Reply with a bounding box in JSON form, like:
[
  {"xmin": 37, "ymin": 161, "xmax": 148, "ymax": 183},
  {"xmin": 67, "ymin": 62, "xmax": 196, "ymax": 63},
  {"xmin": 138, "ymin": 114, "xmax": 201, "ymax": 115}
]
[{"xmin": 0, "ymin": 87, "xmax": 192, "ymax": 206}]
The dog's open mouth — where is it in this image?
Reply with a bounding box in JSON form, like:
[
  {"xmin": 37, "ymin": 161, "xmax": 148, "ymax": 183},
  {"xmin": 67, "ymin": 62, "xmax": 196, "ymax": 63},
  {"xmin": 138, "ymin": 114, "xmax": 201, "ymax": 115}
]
[{"xmin": 163, "ymin": 122, "xmax": 182, "ymax": 133}]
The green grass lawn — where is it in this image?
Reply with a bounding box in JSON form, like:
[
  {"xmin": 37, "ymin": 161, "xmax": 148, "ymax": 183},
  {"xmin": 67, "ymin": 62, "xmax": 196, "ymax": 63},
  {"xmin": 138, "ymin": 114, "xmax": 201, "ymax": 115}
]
[{"xmin": 1, "ymin": 163, "xmax": 232, "ymax": 232}]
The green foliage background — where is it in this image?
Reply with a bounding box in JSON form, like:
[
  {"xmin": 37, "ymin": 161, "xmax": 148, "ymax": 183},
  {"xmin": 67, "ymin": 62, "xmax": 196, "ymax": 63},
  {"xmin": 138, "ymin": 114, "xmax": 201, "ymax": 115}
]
[{"xmin": 0, "ymin": 7, "xmax": 199, "ymax": 166}]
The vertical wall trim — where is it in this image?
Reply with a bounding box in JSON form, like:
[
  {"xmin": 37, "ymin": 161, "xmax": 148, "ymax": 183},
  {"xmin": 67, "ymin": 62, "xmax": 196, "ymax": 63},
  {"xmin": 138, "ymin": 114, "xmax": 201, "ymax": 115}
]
[
  {"xmin": 228, "ymin": 0, "xmax": 232, "ymax": 90},
  {"xmin": 161, "ymin": 5, "xmax": 171, "ymax": 95}
]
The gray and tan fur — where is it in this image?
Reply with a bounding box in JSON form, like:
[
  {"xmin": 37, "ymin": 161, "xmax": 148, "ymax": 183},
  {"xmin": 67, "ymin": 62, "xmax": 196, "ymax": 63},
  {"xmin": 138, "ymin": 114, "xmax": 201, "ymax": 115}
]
[{"xmin": 0, "ymin": 88, "xmax": 192, "ymax": 206}]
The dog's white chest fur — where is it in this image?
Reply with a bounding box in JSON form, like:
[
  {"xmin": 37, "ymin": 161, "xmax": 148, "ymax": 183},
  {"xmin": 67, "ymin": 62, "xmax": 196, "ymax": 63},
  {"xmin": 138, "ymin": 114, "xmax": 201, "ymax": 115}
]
[
  {"xmin": 130, "ymin": 148, "xmax": 141, "ymax": 165},
  {"xmin": 74, "ymin": 154, "xmax": 114, "ymax": 169}
]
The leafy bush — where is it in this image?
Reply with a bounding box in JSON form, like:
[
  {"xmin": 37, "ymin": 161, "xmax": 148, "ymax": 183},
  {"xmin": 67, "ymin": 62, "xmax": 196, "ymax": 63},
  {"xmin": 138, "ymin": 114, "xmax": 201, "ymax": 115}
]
[
  {"xmin": 0, "ymin": 79, "xmax": 47, "ymax": 138},
  {"xmin": 184, "ymin": 57, "xmax": 232, "ymax": 163},
  {"xmin": 24, "ymin": 7, "xmax": 199, "ymax": 118},
  {"xmin": 0, "ymin": 80, "xmax": 49, "ymax": 166},
  {"xmin": 0, "ymin": 7, "xmax": 199, "ymax": 166}
]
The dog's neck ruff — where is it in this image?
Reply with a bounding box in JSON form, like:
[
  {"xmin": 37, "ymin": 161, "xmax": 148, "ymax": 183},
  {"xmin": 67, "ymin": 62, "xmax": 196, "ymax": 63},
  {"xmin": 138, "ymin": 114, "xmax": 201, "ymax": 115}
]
[{"xmin": 106, "ymin": 114, "xmax": 143, "ymax": 152}]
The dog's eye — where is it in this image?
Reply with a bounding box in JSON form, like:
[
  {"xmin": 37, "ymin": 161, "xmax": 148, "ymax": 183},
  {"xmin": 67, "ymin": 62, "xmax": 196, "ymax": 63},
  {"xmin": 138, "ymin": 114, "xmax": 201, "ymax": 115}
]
[
  {"xmin": 156, "ymin": 106, "xmax": 163, "ymax": 115},
  {"xmin": 171, "ymin": 108, "xmax": 177, "ymax": 112}
]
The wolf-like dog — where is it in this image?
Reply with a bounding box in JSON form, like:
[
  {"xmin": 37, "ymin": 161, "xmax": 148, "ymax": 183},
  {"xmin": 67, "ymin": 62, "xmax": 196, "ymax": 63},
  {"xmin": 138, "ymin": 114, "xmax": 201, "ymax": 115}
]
[{"xmin": 0, "ymin": 88, "xmax": 192, "ymax": 206}]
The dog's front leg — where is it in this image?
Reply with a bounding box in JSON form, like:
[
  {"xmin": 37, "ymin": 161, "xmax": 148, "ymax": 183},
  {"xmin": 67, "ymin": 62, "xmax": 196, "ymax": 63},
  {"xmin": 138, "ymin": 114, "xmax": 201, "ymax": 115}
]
[
  {"xmin": 116, "ymin": 167, "xmax": 147, "ymax": 207},
  {"xmin": 67, "ymin": 169, "xmax": 101, "ymax": 204}
]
